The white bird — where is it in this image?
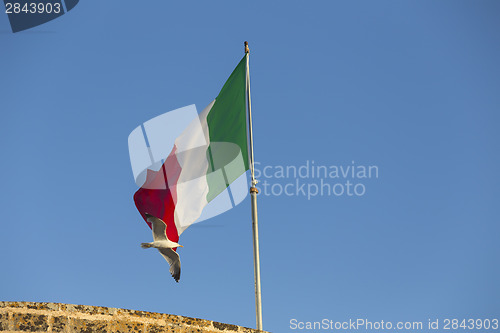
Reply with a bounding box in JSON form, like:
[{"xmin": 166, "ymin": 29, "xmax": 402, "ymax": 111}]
[{"xmin": 141, "ymin": 213, "xmax": 182, "ymax": 282}]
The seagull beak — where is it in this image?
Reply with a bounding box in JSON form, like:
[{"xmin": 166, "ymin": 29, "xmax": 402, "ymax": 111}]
[{"xmin": 178, "ymin": 245, "xmax": 184, "ymax": 248}]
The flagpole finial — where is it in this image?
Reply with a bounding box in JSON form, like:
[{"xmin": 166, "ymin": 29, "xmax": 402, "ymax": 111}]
[{"xmin": 244, "ymin": 41, "xmax": 250, "ymax": 54}]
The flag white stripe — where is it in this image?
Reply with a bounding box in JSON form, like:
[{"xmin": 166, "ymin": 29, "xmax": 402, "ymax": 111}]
[{"xmin": 173, "ymin": 101, "xmax": 215, "ymax": 235}]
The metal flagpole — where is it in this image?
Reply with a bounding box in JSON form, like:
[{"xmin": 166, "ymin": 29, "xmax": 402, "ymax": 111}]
[{"xmin": 245, "ymin": 41, "xmax": 263, "ymax": 331}]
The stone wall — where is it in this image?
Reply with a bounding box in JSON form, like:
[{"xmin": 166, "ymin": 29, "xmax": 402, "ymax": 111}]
[{"xmin": 0, "ymin": 302, "xmax": 266, "ymax": 333}]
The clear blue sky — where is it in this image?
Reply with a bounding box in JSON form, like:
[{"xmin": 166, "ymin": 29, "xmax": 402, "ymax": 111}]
[{"xmin": 1, "ymin": 1, "xmax": 499, "ymax": 332}]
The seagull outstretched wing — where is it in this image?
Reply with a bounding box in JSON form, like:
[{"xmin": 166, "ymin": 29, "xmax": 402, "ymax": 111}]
[
  {"xmin": 145, "ymin": 213, "xmax": 168, "ymax": 242},
  {"xmin": 159, "ymin": 248, "xmax": 181, "ymax": 282}
]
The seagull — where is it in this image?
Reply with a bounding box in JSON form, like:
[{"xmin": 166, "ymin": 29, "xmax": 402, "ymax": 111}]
[{"xmin": 141, "ymin": 213, "xmax": 182, "ymax": 282}]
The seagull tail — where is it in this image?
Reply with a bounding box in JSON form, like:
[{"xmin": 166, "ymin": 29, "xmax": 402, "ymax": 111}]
[{"xmin": 141, "ymin": 242, "xmax": 153, "ymax": 249}]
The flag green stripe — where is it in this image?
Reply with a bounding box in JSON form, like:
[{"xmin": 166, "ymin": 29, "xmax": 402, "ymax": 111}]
[{"xmin": 205, "ymin": 55, "xmax": 249, "ymax": 202}]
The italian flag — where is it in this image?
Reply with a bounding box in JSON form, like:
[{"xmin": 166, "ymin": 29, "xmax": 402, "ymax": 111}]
[{"xmin": 134, "ymin": 55, "xmax": 250, "ymax": 245}]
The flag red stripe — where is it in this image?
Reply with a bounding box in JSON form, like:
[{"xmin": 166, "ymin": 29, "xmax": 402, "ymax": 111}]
[{"xmin": 133, "ymin": 146, "xmax": 182, "ymax": 248}]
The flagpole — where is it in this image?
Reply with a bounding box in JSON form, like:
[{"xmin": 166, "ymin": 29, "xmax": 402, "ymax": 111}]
[{"xmin": 245, "ymin": 41, "xmax": 263, "ymax": 331}]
